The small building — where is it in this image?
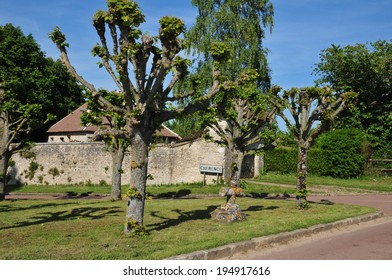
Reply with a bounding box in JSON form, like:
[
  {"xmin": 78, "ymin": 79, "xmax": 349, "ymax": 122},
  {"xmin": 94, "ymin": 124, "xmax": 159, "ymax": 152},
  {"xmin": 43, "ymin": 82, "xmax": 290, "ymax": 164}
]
[{"xmin": 47, "ymin": 103, "xmax": 181, "ymax": 143}]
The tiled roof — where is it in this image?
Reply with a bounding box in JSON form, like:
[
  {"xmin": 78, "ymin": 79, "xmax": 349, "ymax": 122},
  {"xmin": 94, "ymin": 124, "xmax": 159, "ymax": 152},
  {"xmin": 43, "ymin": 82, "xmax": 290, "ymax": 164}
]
[
  {"xmin": 47, "ymin": 103, "xmax": 181, "ymax": 140},
  {"xmin": 47, "ymin": 103, "xmax": 97, "ymax": 134},
  {"xmin": 156, "ymin": 124, "xmax": 182, "ymax": 139}
]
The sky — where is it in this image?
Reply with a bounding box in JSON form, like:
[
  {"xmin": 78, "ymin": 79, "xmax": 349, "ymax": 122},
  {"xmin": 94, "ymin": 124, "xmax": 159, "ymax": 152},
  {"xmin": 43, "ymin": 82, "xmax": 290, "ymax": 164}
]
[{"xmin": 1, "ymin": 0, "xmax": 391, "ymax": 91}]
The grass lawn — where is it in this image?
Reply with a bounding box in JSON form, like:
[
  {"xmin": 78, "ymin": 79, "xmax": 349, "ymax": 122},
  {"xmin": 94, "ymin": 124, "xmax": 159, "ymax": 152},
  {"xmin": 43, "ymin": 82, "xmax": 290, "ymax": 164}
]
[
  {"xmin": 0, "ymin": 197, "xmax": 375, "ymax": 259},
  {"xmin": 256, "ymin": 173, "xmax": 392, "ymax": 192}
]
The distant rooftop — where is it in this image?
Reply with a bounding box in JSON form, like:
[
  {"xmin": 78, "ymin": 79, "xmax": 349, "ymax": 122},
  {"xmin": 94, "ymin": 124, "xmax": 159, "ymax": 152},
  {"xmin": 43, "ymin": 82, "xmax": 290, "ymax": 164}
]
[{"xmin": 47, "ymin": 103, "xmax": 182, "ymax": 140}]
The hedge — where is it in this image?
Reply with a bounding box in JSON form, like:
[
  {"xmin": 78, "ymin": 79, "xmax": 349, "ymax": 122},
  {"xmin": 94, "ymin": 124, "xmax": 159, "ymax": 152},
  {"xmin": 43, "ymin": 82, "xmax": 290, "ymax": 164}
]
[
  {"xmin": 264, "ymin": 129, "xmax": 368, "ymax": 179},
  {"xmin": 264, "ymin": 148, "xmax": 328, "ymax": 176}
]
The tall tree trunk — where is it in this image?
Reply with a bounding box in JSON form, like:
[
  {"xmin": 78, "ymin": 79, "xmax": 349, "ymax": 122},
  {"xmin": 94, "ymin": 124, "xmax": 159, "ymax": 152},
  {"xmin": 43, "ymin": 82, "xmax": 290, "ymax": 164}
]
[
  {"xmin": 224, "ymin": 146, "xmax": 232, "ymax": 183},
  {"xmin": 296, "ymin": 142, "xmax": 309, "ymax": 204},
  {"xmin": 124, "ymin": 131, "xmax": 150, "ymax": 235},
  {"xmin": 230, "ymin": 146, "xmax": 244, "ymax": 187},
  {"xmin": 0, "ymin": 119, "xmax": 11, "ymax": 201},
  {"xmin": 0, "ymin": 154, "xmax": 9, "ymax": 201},
  {"xmin": 0, "ymin": 150, "xmax": 11, "ymax": 201},
  {"xmin": 110, "ymin": 146, "xmax": 126, "ymax": 201}
]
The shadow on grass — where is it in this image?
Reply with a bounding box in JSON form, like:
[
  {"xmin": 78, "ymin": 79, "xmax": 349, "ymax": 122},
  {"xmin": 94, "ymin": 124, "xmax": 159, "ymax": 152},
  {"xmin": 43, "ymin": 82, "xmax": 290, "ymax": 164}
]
[
  {"xmin": 244, "ymin": 205, "xmax": 279, "ymax": 212},
  {"xmin": 310, "ymin": 199, "xmax": 335, "ymax": 205},
  {"xmin": 148, "ymin": 205, "xmax": 217, "ymax": 232},
  {"xmin": 0, "ymin": 202, "xmax": 76, "ymax": 213},
  {"xmin": 5, "ymin": 184, "xmax": 24, "ymax": 193},
  {"xmin": 0, "ymin": 205, "xmax": 122, "ymax": 231},
  {"xmin": 248, "ymin": 192, "xmax": 292, "ymax": 199},
  {"xmin": 65, "ymin": 191, "xmax": 94, "ymax": 198},
  {"xmin": 148, "ymin": 203, "xmax": 281, "ymax": 232},
  {"xmin": 153, "ymin": 189, "xmax": 192, "ymax": 198}
]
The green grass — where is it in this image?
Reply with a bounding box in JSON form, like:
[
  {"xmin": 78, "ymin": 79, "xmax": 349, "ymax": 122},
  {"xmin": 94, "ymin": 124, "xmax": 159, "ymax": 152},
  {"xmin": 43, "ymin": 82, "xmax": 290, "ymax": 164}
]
[
  {"xmin": 256, "ymin": 173, "xmax": 392, "ymax": 192},
  {"xmin": 7, "ymin": 181, "xmax": 296, "ymax": 197},
  {"xmin": 7, "ymin": 184, "xmax": 112, "ymax": 195},
  {"xmin": 0, "ymin": 197, "xmax": 375, "ymax": 259}
]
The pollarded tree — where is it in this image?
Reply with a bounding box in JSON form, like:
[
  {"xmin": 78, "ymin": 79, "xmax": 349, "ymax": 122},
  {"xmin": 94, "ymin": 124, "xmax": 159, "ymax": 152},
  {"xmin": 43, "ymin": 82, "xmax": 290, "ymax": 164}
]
[
  {"xmin": 269, "ymin": 87, "xmax": 357, "ymax": 206},
  {"xmin": 184, "ymin": 0, "xmax": 275, "ymax": 184},
  {"xmin": 80, "ymin": 90, "xmax": 128, "ymax": 201},
  {"xmin": 50, "ymin": 0, "xmax": 233, "ymax": 235},
  {"xmin": 204, "ymin": 74, "xmax": 278, "ymax": 184},
  {"xmin": 0, "ymin": 24, "xmax": 84, "ymax": 201}
]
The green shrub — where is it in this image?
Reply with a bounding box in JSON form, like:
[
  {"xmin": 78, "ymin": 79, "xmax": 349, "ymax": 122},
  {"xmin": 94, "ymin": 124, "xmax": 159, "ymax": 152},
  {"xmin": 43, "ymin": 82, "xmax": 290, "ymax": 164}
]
[
  {"xmin": 316, "ymin": 129, "xmax": 367, "ymax": 178},
  {"xmin": 264, "ymin": 148, "xmax": 297, "ymax": 174},
  {"xmin": 308, "ymin": 148, "xmax": 329, "ymax": 176},
  {"xmin": 264, "ymin": 147, "xmax": 328, "ymax": 176}
]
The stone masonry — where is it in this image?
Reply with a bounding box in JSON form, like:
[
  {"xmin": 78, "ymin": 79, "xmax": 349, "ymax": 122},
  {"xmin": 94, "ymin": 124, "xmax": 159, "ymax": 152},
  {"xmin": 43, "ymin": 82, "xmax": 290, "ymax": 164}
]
[{"xmin": 9, "ymin": 139, "xmax": 228, "ymax": 186}]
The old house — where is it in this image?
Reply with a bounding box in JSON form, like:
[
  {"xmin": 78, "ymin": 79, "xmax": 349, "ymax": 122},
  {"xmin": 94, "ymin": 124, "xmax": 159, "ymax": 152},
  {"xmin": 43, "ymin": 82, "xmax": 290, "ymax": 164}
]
[{"xmin": 47, "ymin": 103, "xmax": 182, "ymax": 143}]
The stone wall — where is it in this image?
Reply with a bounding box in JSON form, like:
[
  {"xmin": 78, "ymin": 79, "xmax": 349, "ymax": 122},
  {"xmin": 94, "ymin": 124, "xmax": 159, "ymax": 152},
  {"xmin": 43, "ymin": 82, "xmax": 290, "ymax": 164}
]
[{"xmin": 9, "ymin": 139, "xmax": 228, "ymax": 186}]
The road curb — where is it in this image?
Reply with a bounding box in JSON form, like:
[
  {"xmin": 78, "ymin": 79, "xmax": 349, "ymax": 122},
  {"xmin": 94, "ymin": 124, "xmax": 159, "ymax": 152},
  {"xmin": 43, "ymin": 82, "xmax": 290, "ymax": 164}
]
[{"xmin": 166, "ymin": 211, "xmax": 383, "ymax": 260}]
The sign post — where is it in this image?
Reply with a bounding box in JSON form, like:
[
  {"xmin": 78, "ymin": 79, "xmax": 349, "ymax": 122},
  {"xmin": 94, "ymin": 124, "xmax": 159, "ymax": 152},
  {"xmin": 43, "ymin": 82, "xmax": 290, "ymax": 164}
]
[{"xmin": 199, "ymin": 164, "xmax": 223, "ymax": 186}]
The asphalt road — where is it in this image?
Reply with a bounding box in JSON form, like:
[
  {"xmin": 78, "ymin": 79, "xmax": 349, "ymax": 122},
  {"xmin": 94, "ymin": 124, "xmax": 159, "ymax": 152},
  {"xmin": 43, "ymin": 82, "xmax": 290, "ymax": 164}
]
[{"xmin": 240, "ymin": 195, "xmax": 392, "ymax": 260}]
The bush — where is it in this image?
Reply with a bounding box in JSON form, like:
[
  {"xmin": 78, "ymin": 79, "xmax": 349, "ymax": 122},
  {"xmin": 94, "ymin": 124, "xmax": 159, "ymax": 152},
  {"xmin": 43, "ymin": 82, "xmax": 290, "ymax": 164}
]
[
  {"xmin": 316, "ymin": 129, "xmax": 367, "ymax": 178},
  {"xmin": 264, "ymin": 129, "xmax": 368, "ymax": 178},
  {"xmin": 308, "ymin": 148, "xmax": 330, "ymax": 176},
  {"xmin": 264, "ymin": 147, "xmax": 328, "ymax": 176},
  {"xmin": 264, "ymin": 148, "xmax": 297, "ymax": 174}
]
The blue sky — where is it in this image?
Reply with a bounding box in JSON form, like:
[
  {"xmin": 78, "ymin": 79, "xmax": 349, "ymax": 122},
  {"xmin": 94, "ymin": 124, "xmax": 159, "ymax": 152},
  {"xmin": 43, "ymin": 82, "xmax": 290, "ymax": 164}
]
[{"xmin": 1, "ymin": 0, "xmax": 391, "ymax": 91}]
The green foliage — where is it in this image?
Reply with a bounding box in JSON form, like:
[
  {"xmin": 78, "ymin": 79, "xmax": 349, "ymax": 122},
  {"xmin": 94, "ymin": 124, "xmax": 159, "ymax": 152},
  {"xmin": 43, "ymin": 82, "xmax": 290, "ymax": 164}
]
[
  {"xmin": 172, "ymin": 56, "xmax": 191, "ymax": 78},
  {"xmin": 165, "ymin": 113, "xmax": 205, "ymax": 140},
  {"xmin": 275, "ymin": 130, "xmax": 297, "ymax": 147},
  {"xmin": 264, "ymin": 147, "xmax": 339, "ymax": 177},
  {"xmin": 297, "ymin": 201, "xmax": 311, "ymax": 210},
  {"xmin": 124, "ymin": 218, "xmax": 148, "ymax": 237},
  {"xmin": 209, "ymin": 41, "xmax": 231, "ymax": 61},
  {"xmin": 295, "ymin": 188, "xmax": 310, "ymax": 199},
  {"xmin": 159, "ymin": 16, "xmax": 185, "ymax": 42},
  {"xmin": 81, "ymin": 89, "xmax": 129, "ymax": 149},
  {"xmin": 1, "ymin": 24, "xmax": 83, "ymax": 143},
  {"xmin": 106, "ymin": 0, "xmax": 145, "ymax": 28},
  {"xmin": 48, "ymin": 26, "xmax": 69, "ymax": 48},
  {"xmin": 187, "ymin": 0, "xmax": 274, "ymax": 90},
  {"xmin": 265, "ymin": 129, "xmax": 369, "ymax": 178},
  {"xmin": 314, "ymin": 40, "xmax": 392, "ymax": 149},
  {"xmin": 264, "ymin": 148, "xmax": 297, "ymax": 174},
  {"xmin": 316, "ymin": 129, "xmax": 368, "ymax": 178},
  {"xmin": 126, "ymin": 187, "xmax": 142, "ymax": 199}
]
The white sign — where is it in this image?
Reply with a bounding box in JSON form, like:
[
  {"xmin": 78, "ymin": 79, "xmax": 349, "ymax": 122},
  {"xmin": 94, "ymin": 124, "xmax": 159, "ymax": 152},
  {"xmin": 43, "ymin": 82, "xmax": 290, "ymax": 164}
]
[{"xmin": 199, "ymin": 164, "xmax": 223, "ymax": 174}]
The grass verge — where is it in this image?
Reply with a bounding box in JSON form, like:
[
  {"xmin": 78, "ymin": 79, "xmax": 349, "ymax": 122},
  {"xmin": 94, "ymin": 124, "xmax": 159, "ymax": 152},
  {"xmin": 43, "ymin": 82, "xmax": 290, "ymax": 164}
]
[
  {"xmin": 7, "ymin": 174, "xmax": 392, "ymax": 196},
  {"xmin": 0, "ymin": 197, "xmax": 375, "ymax": 259},
  {"xmin": 256, "ymin": 173, "xmax": 392, "ymax": 192}
]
